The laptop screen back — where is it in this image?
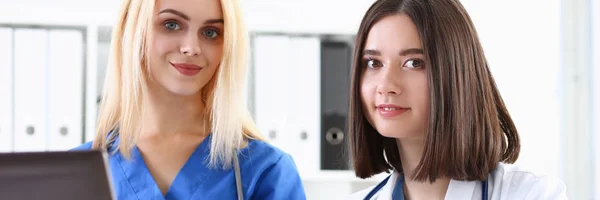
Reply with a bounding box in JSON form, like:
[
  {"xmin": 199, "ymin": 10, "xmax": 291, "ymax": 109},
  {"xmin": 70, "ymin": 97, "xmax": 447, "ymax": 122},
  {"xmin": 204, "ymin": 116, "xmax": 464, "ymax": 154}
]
[{"xmin": 0, "ymin": 150, "xmax": 115, "ymax": 200}]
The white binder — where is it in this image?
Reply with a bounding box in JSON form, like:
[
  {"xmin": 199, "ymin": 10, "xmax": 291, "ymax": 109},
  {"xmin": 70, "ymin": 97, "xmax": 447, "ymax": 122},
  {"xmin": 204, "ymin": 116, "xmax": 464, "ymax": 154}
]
[
  {"xmin": 13, "ymin": 29, "xmax": 48, "ymax": 152},
  {"xmin": 0, "ymin": 28, "xmax": 14, "ymax": 152},
  {"xmin": 253, "ymin": 35, "xmax": 291, "ymax": 154},
  {"xmin": 48, "ymin": 30, "xmax": 84, "ymax": 151},
  {"xmin": 287, "ymin": 37, "xmax": 321, "ymax": 176}
]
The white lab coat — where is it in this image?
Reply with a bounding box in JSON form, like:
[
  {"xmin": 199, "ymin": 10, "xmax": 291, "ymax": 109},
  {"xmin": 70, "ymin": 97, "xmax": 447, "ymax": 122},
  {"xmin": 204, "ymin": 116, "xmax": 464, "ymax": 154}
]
[{"xmin": 347, "ymin": 163, "xmax": 568, "ymax": 200}]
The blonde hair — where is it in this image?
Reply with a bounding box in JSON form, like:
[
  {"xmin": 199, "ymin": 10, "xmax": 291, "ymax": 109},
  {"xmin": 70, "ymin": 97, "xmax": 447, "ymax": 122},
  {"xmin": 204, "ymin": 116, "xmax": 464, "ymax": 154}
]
[{"xmin": 93, "ymin": 0, "xmax": 264, "ymax": 169}]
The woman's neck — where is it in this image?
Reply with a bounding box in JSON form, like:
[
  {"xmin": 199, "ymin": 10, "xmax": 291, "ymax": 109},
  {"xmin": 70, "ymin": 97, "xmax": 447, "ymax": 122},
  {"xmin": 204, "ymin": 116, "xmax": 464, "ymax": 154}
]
[
  {"xmin": 396, "ymin": 136, "xmax": 450, "ymax": 200},
  {"xmin": 139, "ymin": 82, "xmax": 209, "ymax": 138}
]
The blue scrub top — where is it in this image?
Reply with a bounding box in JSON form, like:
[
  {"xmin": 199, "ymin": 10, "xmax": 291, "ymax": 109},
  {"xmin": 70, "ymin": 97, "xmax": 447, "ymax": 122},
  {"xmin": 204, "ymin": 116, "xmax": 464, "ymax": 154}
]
[{"xmin": 72, "ymin": 134, "xmax": 307, "ymax": 200}]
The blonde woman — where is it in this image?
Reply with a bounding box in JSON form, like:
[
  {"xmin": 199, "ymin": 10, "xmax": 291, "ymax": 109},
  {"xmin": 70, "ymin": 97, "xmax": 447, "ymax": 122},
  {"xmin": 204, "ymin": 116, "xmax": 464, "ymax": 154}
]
[{"xmin": 73, "ymin": 0, "xmax": 306, "ymax": 199}]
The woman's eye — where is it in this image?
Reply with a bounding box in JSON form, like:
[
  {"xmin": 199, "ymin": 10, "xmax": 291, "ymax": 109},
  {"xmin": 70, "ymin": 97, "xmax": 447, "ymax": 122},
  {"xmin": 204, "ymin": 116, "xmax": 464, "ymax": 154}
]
[
  {"xmin": 365, "ymin": 59, "xmax": 383, "ymax": 69},
  {"xmin": 164, "ymin": 21, "xmax": 181, "ymax": 30},
  {"xmin": 203, "ymin": 29, "xmax": 219, "ymax": 39},
  {"xmin": 404, "ymin": 59, "xmax": 424, "ymax": 69}
]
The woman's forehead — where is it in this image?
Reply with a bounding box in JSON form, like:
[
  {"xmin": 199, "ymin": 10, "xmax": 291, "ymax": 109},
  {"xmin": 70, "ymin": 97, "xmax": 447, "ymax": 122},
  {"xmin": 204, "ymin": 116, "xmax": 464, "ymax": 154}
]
[{"xmin": 155, "ymin": 0, "xmax": 223, "ymax": 22}]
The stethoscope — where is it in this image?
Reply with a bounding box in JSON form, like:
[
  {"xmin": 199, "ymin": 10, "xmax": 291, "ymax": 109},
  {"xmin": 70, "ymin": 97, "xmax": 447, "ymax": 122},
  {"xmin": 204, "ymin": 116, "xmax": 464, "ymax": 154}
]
[{"xmin": 363, "ymin": 175, "xmax": 488, "ymax": 200}]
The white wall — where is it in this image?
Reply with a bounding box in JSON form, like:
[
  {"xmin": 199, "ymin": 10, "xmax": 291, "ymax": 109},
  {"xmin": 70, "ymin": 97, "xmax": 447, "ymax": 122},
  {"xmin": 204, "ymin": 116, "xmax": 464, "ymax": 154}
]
[
  {"xmin": 558, "ymin": 0, "xmax": 595, "ymax": 199},
  {"xmin": 593, "ymin": 0, "xmax": 600, "ymax": 197}
]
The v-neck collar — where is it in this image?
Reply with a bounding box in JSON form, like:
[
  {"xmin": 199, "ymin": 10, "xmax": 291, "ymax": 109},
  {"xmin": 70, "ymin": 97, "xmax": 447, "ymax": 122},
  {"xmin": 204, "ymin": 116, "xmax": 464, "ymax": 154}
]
[{"xmin": 112, "ymin": 134, "xmax": 212, "ymax": 200}]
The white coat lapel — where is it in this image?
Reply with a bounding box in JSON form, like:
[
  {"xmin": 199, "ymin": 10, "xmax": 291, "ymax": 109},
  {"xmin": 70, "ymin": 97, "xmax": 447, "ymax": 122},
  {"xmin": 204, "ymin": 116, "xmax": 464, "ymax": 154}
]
[{"xmin": 376, "ymin": 172, "xmax": 399, "ymax": 200}]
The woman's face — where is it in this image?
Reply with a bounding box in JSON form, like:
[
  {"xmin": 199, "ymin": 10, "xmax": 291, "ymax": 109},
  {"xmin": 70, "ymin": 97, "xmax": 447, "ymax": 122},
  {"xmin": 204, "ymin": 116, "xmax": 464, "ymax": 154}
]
[
  {"xmin": 360, "ymin": 14, "xmax": 430, "ymax": 139},
  {"xmin": 148, "ymin": 0, "xmax": 224, "ymax": 96}
]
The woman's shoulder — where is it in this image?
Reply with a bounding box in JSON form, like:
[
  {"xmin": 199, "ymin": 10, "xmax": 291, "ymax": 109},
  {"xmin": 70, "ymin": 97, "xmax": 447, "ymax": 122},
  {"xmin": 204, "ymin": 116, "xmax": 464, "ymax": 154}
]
[
  {"xmin": 237, "ymin": 138, "xmax": 303, "ymax": 183},
  {"xmin": 245, "ymin": 139, "xmax": 282, "ymax": 154},
  {"xmin": 238, "ymin": 139, "xmax": 306, "ymax": 199},
  {"xmin": 241, "ymin": 139, "xmax": 290, "ymax": 165},
  {"xmin": 490, "ymin": 162, "xmax": 568, "ymax": 199},
  {"xmin": 491, "ymin": 162, "xmax": 562, "ymax": 185}
]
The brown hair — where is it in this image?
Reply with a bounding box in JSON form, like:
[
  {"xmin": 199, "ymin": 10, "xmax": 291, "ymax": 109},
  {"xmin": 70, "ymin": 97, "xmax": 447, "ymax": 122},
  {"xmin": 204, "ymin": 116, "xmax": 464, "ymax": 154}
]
[{"xmin": 348, "ymin": 0, "xmax": 520, "ymax": 182}]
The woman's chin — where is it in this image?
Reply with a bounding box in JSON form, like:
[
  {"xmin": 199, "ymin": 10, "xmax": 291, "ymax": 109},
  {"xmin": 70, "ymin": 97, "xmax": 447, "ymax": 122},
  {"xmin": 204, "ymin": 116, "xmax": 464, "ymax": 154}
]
[
  {"xmin": 378, "ymin": 131, "xmax": 402, "ymax": 139},
  {"xmin": 164, "ymin": 84, "xmax": 203, "ymax": 97},
  {"xmin": 377, "ymin": 130, "xmax": 420, "ymax": 140}
]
